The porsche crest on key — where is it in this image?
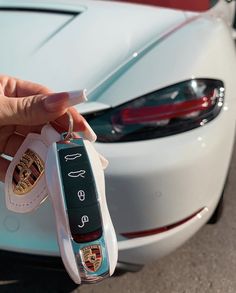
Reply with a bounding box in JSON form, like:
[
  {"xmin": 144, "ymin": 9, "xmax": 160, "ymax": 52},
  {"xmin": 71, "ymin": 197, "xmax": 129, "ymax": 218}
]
[{"xmin": 13, "ymin": 149, "xmax": 45, "ymax": 195}]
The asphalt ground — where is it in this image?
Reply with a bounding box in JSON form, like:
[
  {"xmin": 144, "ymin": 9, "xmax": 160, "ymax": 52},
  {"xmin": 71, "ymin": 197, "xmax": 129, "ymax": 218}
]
[{"xmin": 1, "ymin": 144, "xmax": 236, "ymax": 293}]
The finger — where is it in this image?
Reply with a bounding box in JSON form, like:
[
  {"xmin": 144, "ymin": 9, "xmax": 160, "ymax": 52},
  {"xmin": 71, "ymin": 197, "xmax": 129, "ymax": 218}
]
[
  {"xmin": 50, "ymin": 121, "xmax": 67, "ymax": 134},
  {"xmin": 0, "ymin": 90, "xmax": 87, "ymax": 126},
  {"xmin": 53, "ymin": 108, "xmax": 97, "ymax": 142},
  {"xmin": 49, "ymin": 109, "xmax": 84, "ymax": 134},
  {"xmin": 15, "ymin": 78, "xmax": 52, "ymax": 97},
  {"xmin": 53, "ymin": 108, "xmax": 84, "ymax": 132},
  {"xmin": 66, "ymin": 107, "xmax": 97, "ymax": 142},
  {"xmin": 0, "ymin": 75, "xmax": 52, "ymax": 97},
  {"xmin": 15, "ymin": 125, "xmax": 44, "ymax": 136},
  {"xmin": 2, "ymin": 133, "xmax": 25, "ymax": 157},
  {"xmin": 0, "ymin": 93, "xmax": 67, "ymax": 126},
  {"xmin": 0, "ymin": 125, "xmax": 16, "ymax": 153},
  {"xmin": 14, "ymin": 108, "xmax": 87, "ymax": 135},
  {"xmin": 0, "ymin": 156, "xmax": 10, "ymax": 182},
  {"xmin": 68, "ymin": 108, "xmax": 87, "ymax": 131},
  {"xmin": 80, "ymin": 118, "xmax": 97, "ymax": 142}
]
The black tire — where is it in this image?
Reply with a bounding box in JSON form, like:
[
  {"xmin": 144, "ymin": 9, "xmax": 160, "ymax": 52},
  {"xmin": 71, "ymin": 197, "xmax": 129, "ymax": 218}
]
[
  {"xmin": 208, "ymin": 172, "xmax": 229, "ymax": 224},
  {"xmin": 208, "ymin": 193, "xmax": 224, "ymax": 224}
]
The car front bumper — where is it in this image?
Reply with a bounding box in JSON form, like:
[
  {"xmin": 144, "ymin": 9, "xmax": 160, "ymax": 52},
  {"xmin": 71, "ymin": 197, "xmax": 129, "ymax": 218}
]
[{"xmin": 0, "ymin": 206, "xmax": 212, "ymax": 270}]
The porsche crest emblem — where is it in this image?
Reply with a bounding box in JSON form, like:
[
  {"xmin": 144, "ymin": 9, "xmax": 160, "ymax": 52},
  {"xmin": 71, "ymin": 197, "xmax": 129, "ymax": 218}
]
[
  {"xmin": 81, "ymin": 245, "xmax": 102, "ymax": 272},
  {"xmin": 12, "ymin": 149, "xmax": 44, "ymax": 195}
]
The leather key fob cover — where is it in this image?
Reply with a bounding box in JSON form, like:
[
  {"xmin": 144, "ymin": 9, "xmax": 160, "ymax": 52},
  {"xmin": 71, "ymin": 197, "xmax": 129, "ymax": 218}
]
[{"xmin": 5, "ymin": 125, "xmax": 60, "ymax": 213}]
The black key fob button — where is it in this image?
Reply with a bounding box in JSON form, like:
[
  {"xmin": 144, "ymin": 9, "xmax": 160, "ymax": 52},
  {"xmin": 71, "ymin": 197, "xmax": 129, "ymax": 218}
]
[
  {"xmin": 67, "ymin": 204, "xmax": 102, "ymax": 235},
  {"xmin": 58, "ymin": 146, "xmax": 98, "ymax": 208}
]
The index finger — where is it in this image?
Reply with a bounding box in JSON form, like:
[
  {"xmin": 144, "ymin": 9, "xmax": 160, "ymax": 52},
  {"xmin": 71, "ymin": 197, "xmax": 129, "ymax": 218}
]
[
  {"xmin": 0, "ymin": 75, "xmax": 52, "ymax": 97},
  {"xmin": 14, "ymin": 77, "xmax": 52, "ymax": 97}
]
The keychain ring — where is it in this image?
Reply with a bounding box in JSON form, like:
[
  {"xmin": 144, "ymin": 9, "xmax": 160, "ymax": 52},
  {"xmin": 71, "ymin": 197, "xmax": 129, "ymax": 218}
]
[{"xmin": 64, "ymin": 111, "xmax": 74, "ymax": 141}]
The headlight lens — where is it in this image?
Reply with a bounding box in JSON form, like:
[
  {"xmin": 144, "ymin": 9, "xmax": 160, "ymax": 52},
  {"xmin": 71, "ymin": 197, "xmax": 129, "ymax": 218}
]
[{"xmin": 85, "ymin": 79, "xmax": 224, "ymax": 142}]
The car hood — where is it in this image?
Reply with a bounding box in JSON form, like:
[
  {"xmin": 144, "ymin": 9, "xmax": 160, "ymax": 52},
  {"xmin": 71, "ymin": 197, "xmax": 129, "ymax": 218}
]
[{"xmin": 0, "ymin": 0, "xmax": 188, "ymax": 112}]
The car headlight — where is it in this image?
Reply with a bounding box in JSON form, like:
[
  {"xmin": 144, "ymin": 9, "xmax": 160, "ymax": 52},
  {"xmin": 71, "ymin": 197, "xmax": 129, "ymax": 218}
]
[{"xmin": 85, "ymin": 79, "xmax": 224, "ymax": 142}]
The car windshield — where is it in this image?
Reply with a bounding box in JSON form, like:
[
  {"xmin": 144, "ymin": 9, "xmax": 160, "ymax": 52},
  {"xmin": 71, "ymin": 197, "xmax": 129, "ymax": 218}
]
[{"xmin": 112, "ymin": 0, "xmax": 218, "ymax": 11}]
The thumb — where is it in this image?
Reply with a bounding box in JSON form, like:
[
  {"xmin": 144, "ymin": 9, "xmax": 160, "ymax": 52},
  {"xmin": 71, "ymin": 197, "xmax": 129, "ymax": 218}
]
[{"xmin": 0, "ymin": 91, "xmax": 85, "ymax": 126}]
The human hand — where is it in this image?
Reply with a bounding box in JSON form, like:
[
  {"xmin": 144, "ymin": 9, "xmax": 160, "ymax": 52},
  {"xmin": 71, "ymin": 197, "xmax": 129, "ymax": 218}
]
[{"xmin": 0, "ymin": 75, "xmax": 96, "ymax": 182}]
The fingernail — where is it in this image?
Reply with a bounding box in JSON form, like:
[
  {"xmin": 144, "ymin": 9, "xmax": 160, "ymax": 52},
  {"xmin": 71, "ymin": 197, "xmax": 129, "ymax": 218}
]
[
  {"xmin": 99, "ymin": 153, "xmax": 109, "ymax": 169},
  {"xmin": 43, "ymin": 92, "xmax": 69, "ymax": 112},
  {"xmin": 82, "ymin": 120, "xmax": 97, "ymax": 142},
  {"xmin": 67, "ymin": 89, "xmax": 87, "ymax": 106},
  {"xmin": 44, "ymin": 89, "xmax": 87, "ymax": 112}
]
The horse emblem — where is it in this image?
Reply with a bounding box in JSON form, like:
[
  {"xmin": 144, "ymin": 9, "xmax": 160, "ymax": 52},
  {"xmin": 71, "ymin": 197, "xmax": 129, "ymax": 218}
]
[
  {"xmin": 81, "ymin": 245, "xmax": 102, "ymax": 272},
  {"xmin": 12, "ymin": 149, "xmax": 44, "ymax": 195}
]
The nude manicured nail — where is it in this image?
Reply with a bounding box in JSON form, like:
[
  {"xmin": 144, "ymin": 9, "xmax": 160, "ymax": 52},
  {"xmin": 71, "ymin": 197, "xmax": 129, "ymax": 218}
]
[
  {"xmin": 44, "ymin": 89, "xmax": 87, "ymax": 112},
  {"xmin": 99, "ymin": 154, "xmax": 109, "ymax": 169},
  {"xmin": 43, "ymin": 92, "xmax": 68, "ymax": 112},
  {"xmin": 67, "ymin": 89, "xmax": 87, "ymax": 106},
  {"xmin": 83, "ymin": 120, "xmax": 97, "ymax": 142}
]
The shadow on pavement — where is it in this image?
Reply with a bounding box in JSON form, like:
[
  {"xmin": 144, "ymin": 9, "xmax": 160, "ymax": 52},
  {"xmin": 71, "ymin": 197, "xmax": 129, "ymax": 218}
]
[{"xmin": 0, "ymin": 262, "xmax": 79, "ymax": 293}]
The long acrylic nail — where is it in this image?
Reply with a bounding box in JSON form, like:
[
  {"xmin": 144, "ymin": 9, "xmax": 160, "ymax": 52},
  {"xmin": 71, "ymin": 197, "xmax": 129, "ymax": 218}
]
[
  {"xmin": 43, "ymin": 92, "xmax": 69, "ymax": 112},
  {"xmin": 43, "ymin": 89, "xmax": 87, "ymax": 112},
  {"xmin": 67, "ymin": 89, "xmax": 87, "ymax": 106},
  {"xmin": 99, "ymin": 153, "xmax": 109, "ymax": 170},
  {"xmin": 82, "ymin": 120, "xmax": 97, "ymax": 142}
]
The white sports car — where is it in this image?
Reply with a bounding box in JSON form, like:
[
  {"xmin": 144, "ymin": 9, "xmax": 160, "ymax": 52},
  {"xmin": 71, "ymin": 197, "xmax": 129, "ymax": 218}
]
[{"xmin": 0, "ymin": 0, "xmax": 236, "ymax": 273}]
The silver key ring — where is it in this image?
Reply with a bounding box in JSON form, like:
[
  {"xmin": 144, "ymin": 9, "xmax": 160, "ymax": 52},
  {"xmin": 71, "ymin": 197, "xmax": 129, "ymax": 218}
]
[{"xmin": 64, "ymin": 111, "xmax": 74, "ymax": 141}]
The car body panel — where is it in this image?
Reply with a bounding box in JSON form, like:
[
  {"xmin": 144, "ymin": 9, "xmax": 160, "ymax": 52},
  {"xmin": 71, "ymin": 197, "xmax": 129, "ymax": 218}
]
[
  {"xmin": 0, "ymin": 0, "xmax": 186, "ymax": 95},
  {"xmin": 0, "ymin": 0, "xmax": 236, "ymax": 266},
  {"xmin": 118, "ymin": 207, "xmax": 210, "ymax": 264},
  {"xmin": 0, "ymin": 10, "xmax": 74, "ymax": 74},
  {"xmin": 90, "ymin": 15, "xmax": 236, "ymax": 107},
  {"xmin": 94, "ymin": 99, "xmax": 236, "ymax": 234}
]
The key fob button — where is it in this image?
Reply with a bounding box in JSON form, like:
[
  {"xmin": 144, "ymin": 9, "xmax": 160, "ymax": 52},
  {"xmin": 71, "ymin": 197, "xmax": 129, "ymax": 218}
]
[
  {"xmin": 67, "ymin": 204, "xmax": 102, "ymax": 235},
  {"xmin": 58, "ymin": 145, "xmax": 98, "ymax": 208}
]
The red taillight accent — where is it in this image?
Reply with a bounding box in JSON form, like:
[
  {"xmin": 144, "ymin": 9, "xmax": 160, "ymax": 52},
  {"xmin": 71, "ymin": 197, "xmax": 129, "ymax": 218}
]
[
  {"xmin": 119, "ymin": 94, "xmax": 214, "ymax": 125},
  {"xmin": 72, "ymin": 229, "xmax": 102, "ymax": 243},
  {"xmin": 121, "ymin": 208, "xmax": 205, "ymax": 239},
  {"xmin": 85, "ymin": 79, "xmax": 224, "ymax": 142},
  {"xmin": 115, "ymin": 0, "xmax": 210, "ymax": 12}
]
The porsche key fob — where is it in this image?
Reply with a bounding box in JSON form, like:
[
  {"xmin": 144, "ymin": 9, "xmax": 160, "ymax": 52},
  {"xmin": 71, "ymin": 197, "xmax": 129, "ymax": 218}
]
[{"xmin": 45, "ymin": 136, "xmax": 118, "ymax": 284}]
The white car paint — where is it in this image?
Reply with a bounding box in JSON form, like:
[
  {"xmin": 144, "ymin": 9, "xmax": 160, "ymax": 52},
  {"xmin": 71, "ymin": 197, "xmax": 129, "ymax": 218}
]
[
  {"xmin": 0, "ymin": 0, "xmax": 186, "ymax": 92},
  {"xmin": 0, "ymin": 0, "xmax": 236, "ymax": 267}
]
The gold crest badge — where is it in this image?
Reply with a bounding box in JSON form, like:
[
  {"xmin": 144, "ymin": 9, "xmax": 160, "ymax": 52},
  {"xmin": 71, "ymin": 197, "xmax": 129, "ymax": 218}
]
[
  {"xmin": 81, "ymin": 245, "xmax": 102, "ymax": 272},
  {"xmin": 12, "ymin": 149, "xmax": 44, "ymax": 195}
]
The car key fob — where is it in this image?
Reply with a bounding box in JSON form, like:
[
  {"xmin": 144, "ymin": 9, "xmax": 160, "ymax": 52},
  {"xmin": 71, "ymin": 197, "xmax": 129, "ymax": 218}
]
[{"xmin": 45, "ymin": 136, "xmax": 118, "ymax": 284}]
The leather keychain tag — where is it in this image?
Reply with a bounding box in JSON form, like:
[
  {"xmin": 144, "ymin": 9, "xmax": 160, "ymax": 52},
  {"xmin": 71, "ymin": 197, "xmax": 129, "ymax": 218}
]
[{"xmin": 4, "ymin": 124, "xmax": 61, "ymax": 213}]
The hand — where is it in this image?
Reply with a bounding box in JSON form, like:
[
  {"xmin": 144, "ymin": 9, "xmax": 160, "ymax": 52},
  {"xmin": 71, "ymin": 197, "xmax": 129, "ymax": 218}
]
[{"xmin": 0, "ymin": 75, "xmax": 95, "ymax": 182}]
